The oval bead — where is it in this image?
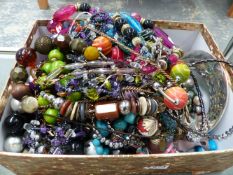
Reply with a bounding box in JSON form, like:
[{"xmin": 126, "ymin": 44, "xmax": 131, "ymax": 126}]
[
  {"xmin": 92, "ymin": 36, "xmax": 112, "ymax": 55},
  {"xmin": 120, "ymin": 12, "xmax": 143, "ymax": 33},
  {"xmin": 170, "ymin": 63, "xmax": 190, "ymax": 83}
]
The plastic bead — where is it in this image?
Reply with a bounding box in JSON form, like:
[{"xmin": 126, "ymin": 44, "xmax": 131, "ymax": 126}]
[
  {"xmin": 194, "ymin": 146, "xmax": 204, "ymax": 152},
  {"xmin": 54, "ymin": 34, "xmax": 71, "ymax": 51},
  {"xmin": 3, "ymin": 113, "xmax": 25, "ymax": 135},
  {"xmin": 95, "ymin": 146, "xmax": 104, "ymax": 155},
  {"xmin": 12, "ymin": 84, "xmax": 31, "ymax": 101},
  {"xmin": 92, "ymin": 139, "xmax": 101, "ymax": 147},
  {"xmin": 124, "ymin": 112, "xmax": 136, "ymax": 124},
  {"xmin": 164, "ymin": 87, "xmax": 188, "ymax": 110},
  {"xmin": 84, "ymin": 46, "xmax": 100, "ymax": 61},
  {"xmin": 131, "ymin": 12, "xmax": 142, "ymax": 22},
  {"xmin": 137, "ymin": 117, "xmax": 158, "ymax": 137},
  {"xmin": 103, "ymin": 148, "xmax": 110, "ymax": 155},
  {"xmin": 114, "ymin": 17, "xmax": 127, "ymax": 32},
  {"xmin": 48, "ymin": 49, "xmax": 64, "ymax": 61},
  {"xmin": 96, "ymin": 120, "xmax": 109, "ymax": 137},
  {"xmin": 123, "ymin": 28, "xmax": 137, "ymax": 41},
  {"xmin": 92, "ymin": 36, "xmax": 112, "ymax": 55},
  {"xmin": 170, "ymin": 63, "xmax": 190, "ymax": 83},
  {"xmin": 120, "ymin": 12, "xmax": 143, "ymax": 33},
  {"xmin": 113, "ymin": 119, "xmax": 127, "ymax": 130},
  {"xmin": 70, "ymin": 38, "xmax": 87, "ymax": 54},
  {"xmin": 4, "ymin": 136, "xmax": 23, "ymax": 153},
  {"xmin": 43, "ymin": 108, "xmax": 59, "ymax": 124},
  {"xmin": 21, "ymin": 96, "xmax": 39, "ymax": 113},
  {"xmin": 16, "ymin": 47, "xmax": 37, "ymax": 67},
  {"xmin": 141, "ymin": 19, "xmax": 154, "ymax": 29}
]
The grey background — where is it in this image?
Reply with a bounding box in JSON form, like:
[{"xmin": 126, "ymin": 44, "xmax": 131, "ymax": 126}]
[{"xmin": 0, "ymin": 0, "xmax": 233, "ymax": 174}]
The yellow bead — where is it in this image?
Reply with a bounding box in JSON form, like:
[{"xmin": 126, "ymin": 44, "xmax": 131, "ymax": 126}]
[{"xmin": 84, "ymin": 46, "xmax": 100, "ymax": 61}]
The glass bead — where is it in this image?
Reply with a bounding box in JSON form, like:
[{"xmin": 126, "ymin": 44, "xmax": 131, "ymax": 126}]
[
  {"xmin": 3, "ymin": 113, "xmax": 25, "ymax": 135},
  {"xmin": 96, "ymin": 120, "xmax": 109, "ymax": 137},
  {"xmin": 10, "ymin": 66, "xmax": 28, "ymax": 83},
  {"xmin": 96, "ymin": 146, "xmax": 104, "ymax": 155},
  {"xmin": 86, "ymin": 88, "xmax": 99, "ymax": 101},
  {"xmin": 79, "ymin": 3, "xmax": 91, "ymax": 12},
  {"xmin": 92, "ymin": 138, "xmax": 101, "ymax": 147},
  {"xmin": 124, "ymin": 112, "xmax": 136, "ymax": 124},
  {"xmin": 16, "ymin": 47, "xmax": 37, "ymax": 67},
  {"xmin": 113, "ymin": 119, "xmax": 127, "ymax": 131},
  {"xmin": 170, "ymin": 63, "xmax": 191, "ymax": 83}
]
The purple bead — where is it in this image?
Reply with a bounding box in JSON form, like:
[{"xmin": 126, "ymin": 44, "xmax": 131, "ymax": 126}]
[
  {"xmin": 51, "ymin": 139, "xmax": 61, "ymax": 147},
  {"xmin": 131, "ymin": 12, "xmax": 142, "ymax": 22},
  {"xmin": 154, "ymin": 27, "xmax": 174, "ymax": 49}
]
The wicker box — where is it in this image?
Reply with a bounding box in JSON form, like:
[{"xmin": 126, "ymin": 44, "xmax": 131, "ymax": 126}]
[{"xmin": 0, "ymin": 20, "xmax": 232, "ymax": 175}]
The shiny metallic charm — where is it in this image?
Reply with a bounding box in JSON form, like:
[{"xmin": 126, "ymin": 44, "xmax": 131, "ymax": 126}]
[
  {"xmin": 119, "ymin": 100, "xmax": 131, "ymax": 115},
  {"xmin": 4, "ymin": 136, "xmax": 23, "ymax": 153}
]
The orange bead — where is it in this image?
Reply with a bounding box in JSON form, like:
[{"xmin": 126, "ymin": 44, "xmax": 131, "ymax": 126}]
[
  {"xmin": 92, "ymin": 36, "xmax": 112, "ymax": 55},
  {"xmin": 163, "ymin": 87, "xmax": 188, "ymax": 110}
]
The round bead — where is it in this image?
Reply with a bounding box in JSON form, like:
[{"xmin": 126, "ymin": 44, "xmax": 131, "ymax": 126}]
[
  {"xmin": 113, "ymin": 119, "xmax": 127, "ymax": 130},
  {"xmin": 4, "ymin": 136, "xmax": 23, "ymax": 153},
  {"xmin": 110, "ymin": 46, "xmax": 124, "ymax": 62},
  {"xmin": 84, "ymin": 46, "xmax": 100, "ymax": 61},
  {"xmin": 131, "ymin": 12, "xmax": 142, "ymax": 22},
  {"xmin": 103, "ymin": 148, "xmax": 110, "ymax": 155},
  {"xmin": 84, "ymin": 140, "xmax": 97, "ymax": 155},
  {"xmin": 164, "ymin": 87, "xmax": 188, "ymax": 110},
  {"xmin": 11, "ymin": 83, "xmax": 31, "ymax": 101},
  {"xmin": 43, "ymin": 108, "xmax": 59, "ymax": 124},
  {"xmin": 53, "ymin": 34, "xmax": 71, "ymax": 51},
  {"xmin": 132, "ymin": 37, "xmax": 142, "ymax": 46},
  {"xmin": 10, "ymin": 98, "xmax": 23, "ymax": 113},
  {"xmin": 170, "ymin": 63, "xmax": 190, "ymax": 83},
  {"xmin": 48, "ymin": 49, "xmax": 64, "ymax": 61},
  {"xmin": 194, "ymin": 146, "xmax": 204, "ymax": 152},
  {"xmin": 21, "ymin": 96, "xmax": 38, "ymax": 113},
  {"xmin": 92, "ymin": 138, "xmax": 101, "ymax": 147},
  {"xmin": 16, "ymin": 47, "xmax": 37, "ymax": 67},
  {"xmin": 35, "ymin": 35, "xmax": 53, "ymax": 55},
  {"xmin": 123, "ymin": 27, "xmax": 137, "ymax": 41},
  {"xmin": 3, "ymin": 113, "xmax": 24, "ymax": 135},
  {"xmin": 196, "ymin": 106, "xmax": 202, "ymax": 114},
  {"xmin": 124, "ymin": 112, "xmax": 136, "ymax": 124},
  {"xmin": 142, "ymin": 19, "xmax": 154, "ymax": 29},
  {"xmin": 37, "ymin": 95, "xmax": 50, "ymax": 107},
  {"xmin": 70, "ymin": 38, "xmax": 87, "ymax": 54},
  {"xmin": 137, "ymin": 117, "xmax": 158, "ymax": 137},
  {"xmin": 92, "ymin": 36, "xmax": 112, "ymax": 55},
  {"xmin": 208, "ymin": 139, "xmax": 218, "ymax": 151},
  {"xmin": 119, "ymin": 100, "xmax": 131, "ymax": 115},
  {"xmin": 193, "ymin": 96, "xmax": 201, "ymax": 106},
  {"xmin": 95, "ymin": 146, "xmax": 104, "ymax": 155},
  {"xmin": 50, "ymin": 60, "xmax": 65, "ymax": 72},
  {"xmin": 79, "ymin": 3, "xmax": 91, "ymax": 12},
  {"xmin": 96, "ymin": 120, "xmax": 109, "ymax": 137},
  {"xmin": 10, "ymin": 66, "xmax": 28, "ymax": 83},
  {"xmin": 183, "ymin": 77, "xmax": 194, "ymax": 88},
  {"xmin": 114, "ymin": 18, "xmax": 127, "ymax": 32}
]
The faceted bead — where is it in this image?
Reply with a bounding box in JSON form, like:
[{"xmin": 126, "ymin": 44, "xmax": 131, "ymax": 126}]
[
  {"xmin": 170, "ymin": 63, "xmax": 190, "ymax": 83},
  {"xmin": 3, "ymin": 113, "xmax": 25, "ymax": 135},
  {"xmin": 208, "ymin": 139, "xmax": 218, "ymax": 151},
  {"xmin": 168, "ymin": 54, "xmax": 178, "ymax": 66},
  {"xmin": 53, "ymin": 34, "xmax": 71, "ymax": 51},
  {"xmin": 10, "ymin": 66, "xmax": 28, "ymax": 83},
  {"xmin": 53, "ymin": 4, "xmax": 77, "ymax": 22},
  {"xmin": 79, "ymin": 3, "xmax": 91, "ymax": 12},
  {"xmin": 114, "ymin": 18, "xmax": 127, "ymax": 32},
  {"xmin": 35, "ymin": 35, "xmax": 53, "ymax": 55},
  {"xmin": 48, "ymin": 49, "xmax": 64, "ymax": 61},
  {"xmin": 16, "ymin": 47, "xmax": 37, "ymax": 67},
  {"xmin": 123, "ymin": 27, "xmax": 137, "ymax": 41},
  {"xmin": 84, "ymin": 46, "xmax": 100, "ymax": 61},
  {"xmin": 142, "ymin": 64, "xmax": 156, "ymax": 74},
  {"xmin": 92, "ymin": 36, "xmax": 112, "ymax": 55}
]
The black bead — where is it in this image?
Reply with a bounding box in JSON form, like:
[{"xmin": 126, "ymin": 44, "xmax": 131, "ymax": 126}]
[
  {"xmin": 3, "ymin": 113, "xmax": 25, "ymax": 135},
  {"xmin": 123, "ymin": 27, "xmax": 137, "ymax": 41},
  {"xmin": 114, "ymin": 18, "xmax": 126, "ymax": 32},
  {"xmin": 142, "ymin": 19, "xmax": 154, "ymax": 29},
  {"xmin": 79, "ymin": 3, "xmax": 91, "ymax": 12}
]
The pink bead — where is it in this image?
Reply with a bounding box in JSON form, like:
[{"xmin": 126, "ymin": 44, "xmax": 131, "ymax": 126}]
[
  {"xmin": 110, "ymin": 46, "xmax": 124, "ymax": 62},
  {"xmin": 131, "ymin": 12, "xmax": 142, "ymax": 22},
  {"xmin": 130, "ymin": 45, "xmax": 141, "ymax": 61},
  {"xmin": 53, "ymin": 4, "xmax": 77, "ymax": 22},
  {"xmin": 142, "ymin": 64, "xmax": 157, "ymax": 74},
  {"xmin": 168, "ymin": 54, "xmax": 178, "ymax": 65}
]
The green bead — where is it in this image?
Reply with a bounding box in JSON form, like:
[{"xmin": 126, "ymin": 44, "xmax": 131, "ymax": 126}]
[
  {"xmin": 48, "ymin": 49, "xmax": 64, "ymax": 61},
  {"xmin": 41, "ymin": 62, "xmax": 52, "ymax": 74},
  {"xmin": 67, "ymin": 91, "xmax": 82, "ymax": 102},
  {"xmin": 37, "ymin": 96, "xmax": 50, "ymax": 107},
  {"xmin": 43, "ymin": 108, "xmax": 59, "ymax": 124},
  {"xmin": 113, "ymin": 119, "xmax": 127, "ymax": 130},
  {"xmin": 59, "ymin": 76, "xmax": 74, "ymax": 87},
  {"xmin": 134, "ymin": 75, "xmax": 142, "ymax": 85},
  {"xmin": 104, "ymin": 80, "xmax": 112, "ymax": 91},
  {"xmin": 50, "ymin": 60, "xmax": 65, "ymax": 73},
  {"xmin": 170, "ymin": 63, "xmax": 190, "ymax": 83},
  {"xmin": 152, "ymin": 72, "xmax": 166, "ymax": 84},
  {"xmin": 36, "ymin": 75, "xmax": 47, "ymax": 90},
  {"xmin": 86, "ymin": 88, "xmax": 99, "ymax": 101}
]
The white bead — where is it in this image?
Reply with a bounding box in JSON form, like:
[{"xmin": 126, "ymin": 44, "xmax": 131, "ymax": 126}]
[
  {"xmin": 21, "ymin": 96, "xmax": 38, "ymax": 113},
  {"xmin": 10, "ymin": 98, "xmax": 23, "ymax": 113},
  {"xmin": 193, "ymin": 96, "xmax": 201, "ymax": 106},
  {"xmin": 4, "ymin": 136, "xmax": 23, "ymax": 153},
  {"xmin": 84, "ymin": 140, "xmax": 97, "ymax": 155}
]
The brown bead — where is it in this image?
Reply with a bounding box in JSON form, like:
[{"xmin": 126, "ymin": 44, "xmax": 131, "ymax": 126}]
[
  {"xmin": 130, "ymin": 98, "xmax": 137, "ymax": 115},
  {"xmin": 35, "ymin": 35, "xmax": 53, "ymax": 55},
  {"xmin": 70, "ymin": 39, "xmax": 87, "ymax": 54},
  {"xmin": 16, "ymin": 47, "xmax": 37, "ymax": 67},
  {"xmin": 53, "ymin": 34, "xmax": 71, "ymax": 51},
  {"xmin": 11, "ymin": 84, "xmax": 31, "ymax": 100},
  {"xmin": 95, "ymin": 101, "xmax": 119, "ymax": 121},
  {"xmin": 10, "ymin": 66, "xmax": 28, "ymax": 83},
  {"xmin": 60, "ymin": 100, "xmax": 72, "ymax": 116}
]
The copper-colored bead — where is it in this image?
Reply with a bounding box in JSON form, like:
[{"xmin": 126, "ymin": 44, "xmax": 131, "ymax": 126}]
[
  {"xmin": 11, "ymin": 84, "xmax": 31, "ymax": 101},
  {"xmin": 95, "ymin": 101, "xmax": 119, "ymax": 121},
  {"xmin": 54, "ymin": 34, "xmax": 71, "ymax": 51},
  {"xmin": 60, "ymin": 100, "xmax": 72, "ymax": 116}
]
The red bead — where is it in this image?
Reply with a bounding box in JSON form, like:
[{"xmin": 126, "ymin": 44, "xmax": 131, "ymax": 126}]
[
  {"xmin": 110, "ymin": 46, "xmax": 124, "ymax": 61},
  {"xmin": 16, "ymin": 48, "xmax": 37, "ymax": 67},
  {"xmin": 92, "ymin": 36, "xmax": 112, "ymax": 55},
  {"xmin": 163, "ymin": 87, "xmax": 188, "ymax": 110}
]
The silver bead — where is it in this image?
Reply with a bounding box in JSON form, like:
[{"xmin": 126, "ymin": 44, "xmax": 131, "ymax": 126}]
[
  {"xmin": 53, "ymin": 97, "xmax": 64, "ymax": 109},
  {"xmin": 109, "ymin": 142, "xmax": 113, "ymax": 148},
  {"xmin": 92, "ymin": 134, "xmax": 97, "ymax": 138},
  {"xmin": 193, "ymin": 96, "xmax": 201, "ymax": 106},
  {"xmin": 100, "ymin": 137, "xmax": 106, "ymax": 143},
  {"xmin": 119, "ymin": 142, "xmax": 124, "ymax": 148},
  {"xmin": 37, "ymin": 145, "xmax": 45, "ymax": 154},
  {"xmin": 47, "ymin": 95, "xmax": 55, "ymax": 102},
  {"xmin": 4, "ymin": 136, "xmax": 23, "ymax": 153},
  {"xmin": 10, "ymin": 98, "xmax": 23, "ymax": 113},
  {"xmin": 152, "ymin": 82, "xmax": 161, "ymax": 91},
  {"xmin": 119, "ymin": 100, "xmax": 131, "ymax": 115},
  {"xmin": 40, "ymin": 91, "xmax": 46, "ymax": 97},
  {"xmin": 21, "ymin": 96, "xmax": 38, "ymax": 113},
  {"xmin": 183, "ymin": 78, "xmax": 194, "ymax": 88},
  {"xmin": 105, "ymin": 140, "xmax": 110, "ymax": 145},
  {"xmin": 196, "ymin": 106, "xmax": 202, "ymax": 114},
  {"xmin": 114, "ymin": 142, "xmax": 119, "ymax": 149}
]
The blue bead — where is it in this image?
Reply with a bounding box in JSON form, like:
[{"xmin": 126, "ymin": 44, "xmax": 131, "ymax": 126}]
[
  {"xmin": 113, "ymin": 119, "xmax": 127, "ymax": 130},
  {"xmin": 103, "ymin": 148, "xmax": 110, "ymax": 155},
  {"xmin": 194, "ymin": 146, "xmax": 204, "ymax": 152},
  {"xmin": 96, "ymin": 146, "xmax": 104, "ymax": 155},
  {"xmin": 208, "ymin": 139, "xmax": 218, "ymax": 151},
  {"xmin": 106, "ymin": 29, "xmax": 116, "ymax": 38},
  {"xmin": 92, "ymin": 139, "xmax": 101, "ymax": 147},
  {"xmin": 120, "ymin": 12, "xmax": 143, "ymax": 33},
  {"xmin": 96, "ymin": 120, "xmax": 109, "ymax": 137},
  {"xmin": 124, "ymin": 112, "xmax": 136, "ymax": 124}
]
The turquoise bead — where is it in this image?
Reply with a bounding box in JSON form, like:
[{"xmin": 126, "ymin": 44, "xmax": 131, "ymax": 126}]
[
  {"xmin": 92, "ymin": 139, "xmax": 101, "ymax": 147},
  {"xmin": 96, "ymin": 120, "xmax": 109, "ymax": 137},
  {"xmin": 208, "ymin": 139, "xmax": 218, "ymax": 151},
  {"xmin": 120, "ymin": 12, "xmax": 143, "ymax": 33},
  {"xmin": 194, "ymin": 146, "xmax": 204, "ymax": 152},
  {"xmin": 96, "ymin": 146, "xmax": 104, "ymax": 155},
  {"xmin": 113, "ymin": 119, "xmax": 127, "ymax": 130},
  {"xmin": 103, "ymin": 148, "xmax": 110, "ymax": 155},
  {"xmin": 124, "ymin": 112, "xmax": 136, "ymax": 124}
]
